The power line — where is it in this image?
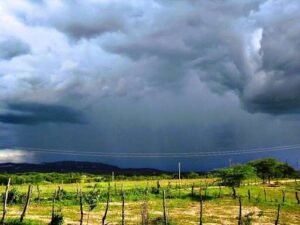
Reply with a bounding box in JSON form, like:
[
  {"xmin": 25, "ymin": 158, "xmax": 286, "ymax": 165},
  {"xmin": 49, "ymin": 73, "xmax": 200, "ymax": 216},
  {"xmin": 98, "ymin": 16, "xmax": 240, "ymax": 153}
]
[{"xmin": 2, "ymin": 143, "xmax": 299, "ymax": 158}]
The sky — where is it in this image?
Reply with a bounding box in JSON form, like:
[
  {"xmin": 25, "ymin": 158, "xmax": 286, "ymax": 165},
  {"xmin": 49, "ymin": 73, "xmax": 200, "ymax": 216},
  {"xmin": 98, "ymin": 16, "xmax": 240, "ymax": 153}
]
[{"xmin": 0, "ymin": 0, "xmax": 300, "ymax": 171}]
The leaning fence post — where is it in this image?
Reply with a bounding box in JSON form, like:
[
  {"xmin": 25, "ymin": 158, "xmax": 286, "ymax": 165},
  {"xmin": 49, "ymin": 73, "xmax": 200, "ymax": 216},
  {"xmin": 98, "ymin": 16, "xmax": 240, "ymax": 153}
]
[
  {"xmin": 52, "ymin": 189, "xmax": 58, "ymax": 221},
  {"xmin": 218, "ymin": 185, "xmax": 222, "ymax": 198},
  {"xmin": 238, "ymin": 197, "xmax": 242, "ymax": 225},
  {"xmin": 79, "ymin": 189, "xmax": 84, "ymax": 225},
  {"xmin": 232, "ymin": 186, "xmax": 237, "ymax": 199},
  {"xmin": 20, "ymin": 185, "xmax": 33, "ymax": 222},
  {"xmin": 191, "ymin": 183, "xmax": 195, "ymax": 198},
  {"xmin": 282, "ymin": 190, "xmax": 286, "ymax": 203},
  {"xmin": 157, "ymin": 180, "xmax": 161, "ymax": 194},
  {"xmin": 102, "ymin": 189, "xmax": 110, "ymax": 225},
  {"xmin": 248, "ymin": 189, "xmax": 251, "ymax": 201},
  {"xmin": 37, "ymin": 184, "xmax": 41, "ymax": 204},
  {"xmin": 199, "ymin": 189, "xmax": 203, "ymax": 225},
  {"xmin": 1, "ymin": 178, "xmax": 11, "ymax": 224},
  {"xmin": 163, "ymin": 190, "xmax": 167, "ymax": 225},
  {"xmin": 274, "ymin": 204, "xmax": 281, "ymax": 225},
  {"xmin": 121, "ymin": 186, "xmax": 125, "ymax": 225},
  {"xmin": 296, "ymin": 192, "xmax": 300, "ymax": 206}
]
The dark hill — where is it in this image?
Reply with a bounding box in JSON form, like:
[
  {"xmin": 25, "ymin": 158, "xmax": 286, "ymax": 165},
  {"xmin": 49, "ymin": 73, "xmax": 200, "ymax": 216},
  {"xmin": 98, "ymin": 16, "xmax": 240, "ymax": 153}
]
[{"xmin": 0, "ymin": 161, "xmax": 163, "ymax": 174}]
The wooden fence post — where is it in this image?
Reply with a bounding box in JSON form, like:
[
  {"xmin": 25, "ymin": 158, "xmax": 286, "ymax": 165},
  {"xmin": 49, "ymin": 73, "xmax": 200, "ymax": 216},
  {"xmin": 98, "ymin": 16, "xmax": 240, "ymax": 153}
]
[
  {"xmin": 274, "ymin": 204, "xmax": 281, "ymax": 225},
  {"xmin": 157, "ymin": 180, "xmax": 161, "ymax": 194},
  {"xmin": 1, "ymin": 178, "xmax": 11, "ymax": 224},
  {"xmin": 238, "ymin": 197, "xmax": 242, "ymax": 225},
  {"xmin": 76, "ymin": 183, "xmax": 80, "ymax": 199},
  {"xmin": 264, "ymin": 188, "xmax": 267, "ymax": 202},
  {"xmin": 79, "ymin": 189, "xmax": 83, "ymax": 225},
  {"xmin": 121, "ymin": 187, "xmax": 125, "ymax": 225},
  {"xmin": 37, "ymin": 185, "xmax": 41, "ymax": 204},
  {"xmin": 163, "ymin": 190, "xmax": 167, "ymax": 225},
  {"xmin": 282, "ymin": 190, "xmax": 285, "ymax": 203},
  {"xmin": 218, "ymin": 185, "xmax": 222, "ymax": 198},
  {"xmin": 248, "ymin": 189, "xmax": 251, "ymax": 201},
  {"xmin": 232, "ymin": 186, "xmax": 237, "ymax": 199},
  {"xmin": 102, "ymin": 190, "xmax": 110, "ymax": 225},
  {"xmin": 199, "ymin": 189, "xmax": 203, "ymax": 225},
  {"xmin": 296, "ymin": 192, "xmax": 300, "ymax": 206},
  {"xmin": 20, "ymin": 185, "xmax": 33, "ymax": 222},
  {"xmin": 52, "ymin": 189, "xmax": 57, "ymax": 221},
  {"xmin": 191, "ymin": 183, "xmax": 195, "ymax": 198},
  {"xmin": 145, "ymin": 182, "xmax": 149, "ymax": 195}
]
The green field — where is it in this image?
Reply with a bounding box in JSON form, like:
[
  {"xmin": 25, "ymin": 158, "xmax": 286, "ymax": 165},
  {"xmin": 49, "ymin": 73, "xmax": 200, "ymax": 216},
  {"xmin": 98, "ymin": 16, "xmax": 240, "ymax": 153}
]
[{"xmin": 1, "ymin": 177, "xmax": 299, "ymax": 225}]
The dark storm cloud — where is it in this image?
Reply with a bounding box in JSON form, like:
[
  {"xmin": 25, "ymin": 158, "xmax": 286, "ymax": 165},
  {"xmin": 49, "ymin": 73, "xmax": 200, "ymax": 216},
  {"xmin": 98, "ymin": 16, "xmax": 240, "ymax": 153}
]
[
  {"xmin": 1, "ymin": 0, "xmax": 300, "ymax": 169},
  {"xmin": 0, "ymin": 103, "xmax": 85, "ymax": 125},
  {"xmin": 19, "ymin": 1, "xmax": 129, "ymax": 39},
  {"xmin": 5, "ymin": 0, "xmax": 300, "ymax": 115},
  {"xmin": 0, "ymin": 38, "xmax": 30, "ymax": 60},
  {"xmin": 102, "ymin": 0, "xmax": 300, "ymax": 115},
  {"xmin": 241, "ymin": 1, "xmax": 300, "ymax": 114}
]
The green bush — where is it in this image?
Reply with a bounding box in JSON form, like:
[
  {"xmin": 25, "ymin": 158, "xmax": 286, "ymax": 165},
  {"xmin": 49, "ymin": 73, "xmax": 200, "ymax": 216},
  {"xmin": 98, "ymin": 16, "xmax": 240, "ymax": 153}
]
[
  {"xmin": 49, "ymin": 213, "xmax": 64, "ymax": 225},
  {"xmin": 4, "ymin": 219, "xmax": 40, "ymax": 225},
  {"xmin": 3, "ymin": 187, "xmax": 23, "ymax": 204},
  {"xmin": 150, "ymin": 217, "xmax": 176, "ymax": 225}
]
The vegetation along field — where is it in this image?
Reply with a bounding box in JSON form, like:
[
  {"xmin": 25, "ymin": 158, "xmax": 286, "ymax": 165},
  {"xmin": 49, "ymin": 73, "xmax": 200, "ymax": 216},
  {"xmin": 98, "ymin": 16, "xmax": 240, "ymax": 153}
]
[{"xmin": 0, "ymin": 158, "xmax": 299, "ymax": 225}]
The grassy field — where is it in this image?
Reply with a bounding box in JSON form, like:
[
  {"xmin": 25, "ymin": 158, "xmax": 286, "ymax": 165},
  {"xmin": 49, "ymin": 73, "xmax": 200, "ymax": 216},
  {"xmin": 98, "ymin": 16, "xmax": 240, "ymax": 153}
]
[{"xmin": 0, "ymin": 178, "xmax": 299, "ymax": 225}]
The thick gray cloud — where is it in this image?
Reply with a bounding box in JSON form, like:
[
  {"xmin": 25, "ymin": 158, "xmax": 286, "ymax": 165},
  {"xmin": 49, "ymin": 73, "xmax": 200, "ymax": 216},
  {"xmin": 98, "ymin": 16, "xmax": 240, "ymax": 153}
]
[
  {"xmin": 0, "ymin": 0, "xmax": 300, "ymax": 169},
  {"xmin": 0, "ymin": 102, "xmax": 85, "ymax": 125},
  {"xmin": 0, "ymin": 38, "xmax": 30, "ymax": 60}
]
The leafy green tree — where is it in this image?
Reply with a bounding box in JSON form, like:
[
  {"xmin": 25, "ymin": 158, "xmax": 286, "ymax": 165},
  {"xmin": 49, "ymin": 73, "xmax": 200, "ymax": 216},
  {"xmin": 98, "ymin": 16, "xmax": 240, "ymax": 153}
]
[
  {"xmin": 248, "ymin": 158, "xmax": 296, "ymax": 183},
  {"xmin": 217, "ymin": 164, "xmax": 256, "ymax": 187},
  {"xmin": 84, "ymin": 189, "xmax": 100, "ymax": 225},
  {"xmin": 187, "ymin": 172, "xmax": 200, "ymax": 179}
]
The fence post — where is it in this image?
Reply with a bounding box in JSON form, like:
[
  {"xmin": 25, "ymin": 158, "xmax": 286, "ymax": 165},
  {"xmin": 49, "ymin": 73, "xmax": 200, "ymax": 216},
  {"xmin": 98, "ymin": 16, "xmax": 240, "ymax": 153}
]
[
  {"xmin": 248, "ymin": 189, "xmax": 251, "ymax": 201},
  {"xmin": 79, "ymin": 189, "xmax": 83, "ymax": 225},
  {"xmin": 282, "ymin": 190, "xmax": 286, "ymax": 203},
  {"xmin": 264, "ymin": 188, "xmax": 267, "ymax": 202},
  {"xmin": 296, "ymin": 192, "xmax": 300, "ymax": 206},
  {"xmin": 232, "ymin": 186, "xmax": 237, "ymax": 199},
  {"xmin": 199, "ymin": 189, "xmax": 203, "ymax": 225},
  {"xmin": 157, "ymin": 180, "xmax": 161, "ymax": 194},
  {"xmin": 238, "ymin": 197, "xmax": 242, "ymax": 225},
  {"xmin": 52, "ymin": 189, "xmax": 57, "ymax": 221},
  {"xmin": 1, "ymin": 178, "xmax": 11, "ymax": 224},
  {"xmin": 20, "ymin": 185, "xmax": 33, "ymax": 222},
  {"xmin": 218, "ymin": 185, "xmax": 222, "ymax": 198},
  {"xmin": 102, "ymin": 190, "xmax": 110, "ymax": 225},
  {"xmin": 37, "ymin": 185, "xmax": 41, "ymax": 204},
  {"xmin": 191, "ymin": 183, "xmax": 195, "ymax": 197},
  {"xmin": 274, "ymin": 204, "xmax": 281, "ymax": 225},
  {"xmin": 121, "ymin": 187, "xmax": 125, "ymax": 225},
  {"xmin": 163, "ymin": 190, "xmax": 167, "ymax": 225}
]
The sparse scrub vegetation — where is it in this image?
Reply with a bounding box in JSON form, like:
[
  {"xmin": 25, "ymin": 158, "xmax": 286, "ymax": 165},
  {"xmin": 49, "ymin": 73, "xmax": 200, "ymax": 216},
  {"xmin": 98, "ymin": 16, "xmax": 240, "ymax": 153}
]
[{"xmin": 0, "ymin": 158, "xmax": 298, "ymax": 224}]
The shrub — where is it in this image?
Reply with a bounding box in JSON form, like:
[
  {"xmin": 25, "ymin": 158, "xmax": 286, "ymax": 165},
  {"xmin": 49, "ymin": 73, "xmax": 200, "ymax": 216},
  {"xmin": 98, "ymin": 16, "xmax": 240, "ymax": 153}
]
[
  {"xmin": 4, "ymin": 219, "xmax": 40, "ymax": 225},
  {"xmin": 49, "ymin": 213, "xmax": 64, "ymax": 225},
  {"xmin": 150, "ymin": 217, "xmax": 176, "ymax": 225},
  {"xmin": 3, "ymin": 187, "xmax": 23, "ymax": 204}
]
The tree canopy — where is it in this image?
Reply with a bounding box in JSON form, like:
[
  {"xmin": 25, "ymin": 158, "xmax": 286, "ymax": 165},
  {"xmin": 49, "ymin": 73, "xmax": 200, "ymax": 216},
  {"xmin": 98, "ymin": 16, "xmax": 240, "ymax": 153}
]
[
  {"xmin": 248, "ymin": 158, "xmax": 296, "ymax": 183},
  {"xmin": 216, "ymin": 164, "xmax": 256, "ymax": 187}
]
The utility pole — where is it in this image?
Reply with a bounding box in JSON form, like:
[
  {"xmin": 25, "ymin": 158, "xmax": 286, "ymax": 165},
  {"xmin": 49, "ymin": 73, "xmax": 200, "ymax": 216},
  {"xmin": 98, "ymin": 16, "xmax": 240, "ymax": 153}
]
[
  {"xmin": 178, "ymin": 162, "xmax": 181, "ymax": 180},
  {"xmin": 229, "ymin": 158, "xmax": 232, "ymax": 168}
]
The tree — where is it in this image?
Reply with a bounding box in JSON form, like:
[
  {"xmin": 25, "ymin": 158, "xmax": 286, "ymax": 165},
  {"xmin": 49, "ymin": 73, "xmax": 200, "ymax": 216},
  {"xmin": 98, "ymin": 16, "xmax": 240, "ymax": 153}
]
[
  {"xmin": 248, "ymin": 158, "xmax": 296, "ymax": 183},
  {"xmin": 187, "ymin": 172, "xmax": 199, "ymax": 179},
  {"xmin": 217, "ymin": 164, "xmax": 256, "ymax": 187},
  {"xmin": 84, "ymin": 189, "xmax": 100, "ymax": 225}
]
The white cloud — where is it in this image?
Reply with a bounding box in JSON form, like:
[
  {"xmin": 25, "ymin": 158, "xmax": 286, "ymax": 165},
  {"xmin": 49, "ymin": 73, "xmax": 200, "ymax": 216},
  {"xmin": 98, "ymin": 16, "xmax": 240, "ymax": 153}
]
[{"xmin": 0, "ymin": 149, "xmax": 35, "ymax": 163}]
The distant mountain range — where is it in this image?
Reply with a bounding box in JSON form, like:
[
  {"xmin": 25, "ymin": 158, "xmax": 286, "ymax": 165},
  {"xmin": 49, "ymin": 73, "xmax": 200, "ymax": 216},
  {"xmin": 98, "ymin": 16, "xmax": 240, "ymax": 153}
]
[{"xmin": 0, "ymin": 161, "xmax": 163, "ymax": 174}]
